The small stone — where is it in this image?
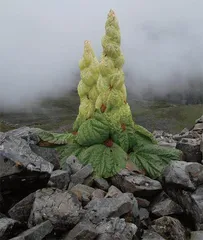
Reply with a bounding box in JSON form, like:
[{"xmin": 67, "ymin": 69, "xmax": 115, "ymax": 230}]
[
  {"xmin": 105, "ymin": 185, "xmax": 122, "ymax": 198},
  {"xmin": 0, "ymin": 217, "xmax": 22, "ymax": 240},
  {"xmin": 142, "ymin": 230, "xmax": 166, "ymax": 240},
  {"xmin": 10, "ymin": 220, "xmax": 53, "ymax": 240},
  {"xmin": 150, "ymin": 191, "xmax": 183, "ymax": 217},
  {"xmin": 92, "ymin": 189, "xmax": 106, "ymax": 200},
  {"xmin": 8, "ymin": 192, "xmax": 35, "ymax": 223},
  {"xmin": 65, "ymin": 155, "xmax": 83, "ymax": 174},
  {"xmin": 190, "ymin": 231, "xmax": 203, "ymax": 240},
  {"xmin": 84, "ymin": 193, "xmax": 137, "ymax": 224},
  {"xmin": 111, "ymin": 169, "xmax": 162, "ymax": 198},
  {"xmin": 70, "ymin": 184, "xmax": 95, "ymax": 205},
  {"xmin": 176, "ymin": 138, "xmax": 201, "ymax": 162},
  {"xmin": 50, "ymin": 170, "xmax": 70, "ymax": 189},
  {"xmin": 152, "ymin": 216, "xmax": 187, "ymax": 240},
  {"xmin": 136, "ymin": 198, "xmax": 150, "ymax": 208},
  {"xmin": 70, "ymin": 164, "xmax": 93, "ymax": 188},
  {"xmin": 94, "ymin": 178, "xmax": 109, "ymax": 191},
  {"xmin": 64, "ymin": 221, "xmax": 98, "ymax": 240}
]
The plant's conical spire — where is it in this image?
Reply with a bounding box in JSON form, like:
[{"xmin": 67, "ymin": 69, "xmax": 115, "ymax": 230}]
[
  {"xmin": 96, "ymin": 10, "xmax": 133, "ymax": 130},
  {"xmin": 73, "ymin": 40, "xmax": 99, "ymax": 131}
]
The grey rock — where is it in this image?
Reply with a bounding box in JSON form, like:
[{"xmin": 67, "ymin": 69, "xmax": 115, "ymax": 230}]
[
  {"xmin": 136, "ymin": 198, "xmax": 150, "ymax": 208},
  {"xmin": 65, "ymin": 155, "xmax": 83, "ymax": 174},
  {"xmin": 64, "ymin": 221, "xmax": 98, "ymax": 240},
  {"xmin": 84, "ymin": 193, "xmax": 138, "ymax": 224},
  {"xmin": 142, "ymin": 230, "xmax": 166, "ymax": 240},
  {"xmin": 93, "ymin": 178, "xmax": 109, "ymax": 191},
  {"xmin": 152, "ymin": 216, "xmax": 187, "ymax": 240},
  {"xmin": 92, "ymin": 189, "xmax": 105, "ymax": 200},
  {"xmin": 196, "ymin": 115, "xmax": 203, "ymax": 124},
  {"xmin": 190, "ymin": 231, "xmax": 203, "ymax": 240},
  {"xmin": 8, "ymin": 192, "xmax": 35, "ymax": 223},
  {"xmin": 28, "ymin": 188, "xmax": 82, "ymax": 231},
  {"xmin": 193, "ymin": 123, "xmax": 203, "ymax": 134},
  {"xmin": 50, "ymin": 170, "xmax": 70, "ymax": 190},
  {"xmin": 69, "ymin": 164, "xmax": 93, "ymax": 189},
  {"xmin": 0, "ymin": 217, "xmax": 22, "ymax": 240},
  {"xmin": 70, "ymin": 184, "xmax": 95, "ymax": 205},
  {"xmin": 105, "ymin": 185, "xmax": 122, "ymax": 198},
  {"xmin": 176, "ymin": 138, "xmax": 202, "ymax": 162},
  {"xmin": 2, "ymin": 127, "xmax": 40, "ymax": 145},
  {"xmin": 139, "ymin": 208, "xmax": 149, "ymax": 221},
  {"xmin": 0, "ymin": 134, "xmax": 53, "ymax": 174},
  {"xmin": 10, "ymin": 220, "xmax": 53, "ymax": 240},
  {"xmin": 163, "ymin": 161, "xmax": 203, "ymax": 191},
  {"xmin": 158, "ymin": 141, "xmax": 177, "ymax": 148},
  {"xmin": 191, "ymin": 185, "xmax": 203, "ymax": 223},
  {"xmin": 96, "ymin": 217, "xmax": 137, "ymax": 240},
  {"xmin": 111, "ymin": 169, "xmax": 162, "ymax": 197},
  {"xmin": 200, "ymin": 134, "xmax": 203, "ymax": 156},
  {"xmin": 150, "ymin": 191, "xmax": 183, "ymax": 217},
  {"xmin": 166, "ymin": 188, "xmax": 201, "ymax": 230},
  {"xmin": 173, "ymin": 131, "xmax": 200, "ymax": 141},
  {"xmin": 30, "ymin": 144, "xmax": 60, "ymax": 170}
]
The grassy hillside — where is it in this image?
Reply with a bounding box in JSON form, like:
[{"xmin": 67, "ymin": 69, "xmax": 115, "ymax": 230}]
[{"xmin": 0, "ymin": 91, "xmax": 202, "ymax": 134}]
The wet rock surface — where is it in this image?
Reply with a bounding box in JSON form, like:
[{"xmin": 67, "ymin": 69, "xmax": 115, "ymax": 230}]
[{"xmin": 0, "ymin": 118, "xmax": 202, "ymax": 239}]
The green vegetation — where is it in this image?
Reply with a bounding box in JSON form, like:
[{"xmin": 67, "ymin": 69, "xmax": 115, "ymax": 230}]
[{"xmin": 33, "ymin": 10, "xmax": 182, "ymax": 179}]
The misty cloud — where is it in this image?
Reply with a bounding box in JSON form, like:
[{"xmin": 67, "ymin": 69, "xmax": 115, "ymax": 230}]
[{"xmin": 0, "ymin": 0, "xmax": 203, "ymax": 109}]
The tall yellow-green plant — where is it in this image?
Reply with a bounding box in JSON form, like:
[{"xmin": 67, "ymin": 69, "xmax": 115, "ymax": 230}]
[{"xmin": 36, "ymin": 10, "xmax": 182, "ymax": 180}]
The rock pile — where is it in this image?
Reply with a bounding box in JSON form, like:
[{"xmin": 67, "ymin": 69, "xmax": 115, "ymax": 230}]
[{"xmin": 0, "ymin": 116, "xmax": 202, "ymax": 240}]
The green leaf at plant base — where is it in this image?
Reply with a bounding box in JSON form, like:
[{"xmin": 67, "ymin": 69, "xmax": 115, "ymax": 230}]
[
  {"xmin": 36, "ymin": 129, "xmax": 76, "ymax": 144},
  {"xmin": 76, "ymin": 115, "xmax": 110, "ymax": 147},
  {"xmin": 56, "ymin": 143, "xmax": 87, "ymax": 168},
  {"xmin": 111, "ymin": 124, "xmax": 135, "ymax": 152},
  {"xmin": 129, "ymin": 144, "xmax": 182, "ymax": 179},
  {"xmin": 80, "ymin": 143, "xmax": 127, "ymax": 178}
]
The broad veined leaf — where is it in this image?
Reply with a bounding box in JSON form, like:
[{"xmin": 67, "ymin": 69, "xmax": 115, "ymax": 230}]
[
  {"xmin": 76, "ymin": 117, "xmax": 110, "ymax": 146},
  {"xmin": 56, "ymin": 143, "xmax": 87, "ymax": 168},
  {"xmin": 80, "ymin": 143, "xmax": 127, "ymax": 178},
  {"xmin": 111, "ymin": 124, "xmax": 135, "ymax": 152},
  {"xmin": 129, "ymin": 144, "xmax": 182, "ymax": 179},
  {"xmin": 37, "ymin": 130, "xmax": 76, "ymax": 145},
  {"xmin": 134, "ymin": 124, "xmax": 157, "ymax": 144}
]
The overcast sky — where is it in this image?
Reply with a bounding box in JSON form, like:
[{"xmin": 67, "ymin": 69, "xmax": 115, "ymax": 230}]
[{"xmin": 1, "ymin": 0, "xmax": 203, "ymax": 109}]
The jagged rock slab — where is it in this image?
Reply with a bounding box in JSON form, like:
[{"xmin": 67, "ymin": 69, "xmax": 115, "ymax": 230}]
[
  {"xmin": 176, "ymin": 138, "xmax": 202, "ymax": 162},
  {"xmin": 1, "ymin": 127, "xmax": 40, "ymax": 145},
  {"xmin": 142, "ymin": 230, "xmax": 166, "ymax": 240},
  {"xmin": 96, "ymin": 217, "xmax": 137, "ymax": 240},
  {"xmin": 191, "ymin": 185, "xmax": 203, "ymax": 223},
  {"xmin": 8, "ymin": 192, "xmax": 35, "ymax": 223},
  {"xmin": 152, "ymin": 216, "xmax": 187, "ymax": 240},
  {"xmin": 163, "ymin": 161, "xmax": 203, "ymax": 191},
  {"xmin": 190, "ymin": 231, "xmax": 203, "ymax": 240},
  {"xmin": 84, "ymin": 193, "xmax": 138, "ymax": 225},
  {"xmin": 166, "ymin": 187, "xmax": 201, "ymax": 230},
  {"xmin": 30, "ymin": 144, "xmax": 60, "ymax": 170},
  {"xmin": 150, "ymin": 191, "xmax": 183, "ymax": 217},
  {"xmin": 111, "ymin": 169, "xmax": 162, "ymax": 198},
  {"xmin": 49, "ymin": 170, "xmax": 70, "ymax": 189},
  {"xmin": 0, "ymin": 134, "xmax": 53, "ymax": 195},
  {"xmin": 0, "ymin": 217, "xmax": 23, "ymax": 240},
  {"xmin": 10, "ymin": 220, "xmax": 53, "ymax": 240},
  {"xmin": 28, "ymin": 188, "xmax": 82, "ymax": 231},
  {"xmin": 64, "ymin": 221, "xmax": 98, "ymax": 240}
]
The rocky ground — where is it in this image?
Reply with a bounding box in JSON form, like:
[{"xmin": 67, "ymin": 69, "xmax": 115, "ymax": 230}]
[{"xmin": 0, "ymin": 115, "xmax": 202, "ymax": 239}]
